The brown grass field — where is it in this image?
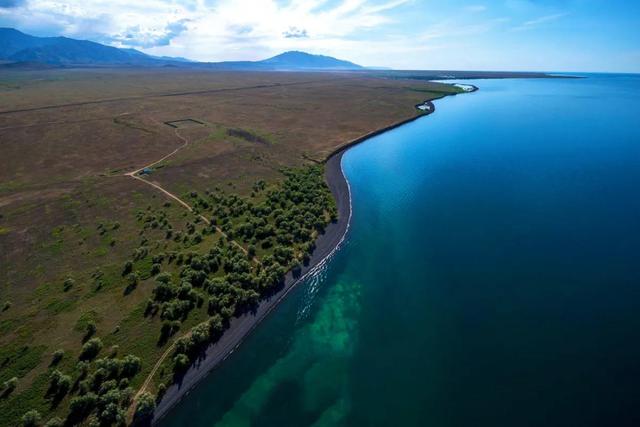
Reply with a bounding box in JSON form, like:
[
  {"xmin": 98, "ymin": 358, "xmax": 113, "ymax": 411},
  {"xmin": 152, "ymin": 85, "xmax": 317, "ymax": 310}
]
[{"xmin": 0, "ymin": 68, "xmax": 461, "ymax": 425}]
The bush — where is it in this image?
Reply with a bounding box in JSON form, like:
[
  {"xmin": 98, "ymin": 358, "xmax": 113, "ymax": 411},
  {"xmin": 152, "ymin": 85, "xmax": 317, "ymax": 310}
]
[
  {"xmin": 156, "ymin": 383, "xmax": 167, "ymax": 402},
  {"xmin": 2, "ymin": 377, "xmax": 17, "ymax": 395},
  {"xmin": 85, "ymin": 321, "xmax": 97, "ymax": 339},
  {"xmin": 122, "ymin": 260, "xmax": 133, "ymax": 275},
  {"xmin": 63, "ymin": 277, "xmax": 75, "ymax": 292},
  {"xmin": 133, "ymin": 392, "xmax": 156, "ymax": 423},
  {"xmin": 108, "ymin": 345, "xmax": 119, "ymax": 358},
  {"xmin": 44, "ymin": 417, "xmax": 63, "ymax": 427},
  {"xmin": 127, "ymin": 272, "xmax": 139, "ymax": 285},
  {"xmin": 98, "ymin": 402, "xmax": 125, "ymax": 425},
  {"xmin": 51, "ymin": 349, "xmax": 64, "ymax": 365},
  {"xmin": 173, "ymin": 353, "xmax": 190, "ymax": 373},
  {"xmin": 156, "ymin": 272, "xmax": 172, "ymax": 284},
  {"xmin": 48, "ymin": 369, "xmax": 71, "ymax": 397},
  {"xmin": 21, "ymin": 410, "xmax": 40, "ymax": 427},
  {"xmin": 76, "ymin": 361, "xmax": 90, "ymax": 378},
  {"xmin": 121, "ymin": 354, "xmax": 141, "ymax": 378},
  {"xmin": 68, "ymin": 393, "xmax": 97, "ymax": 422},
  {"xmin": 151, "ymin": 263, "xmax": 161, "ymax": 275},
  {"xmin": 1, "ymin": 301, "xmax": 10, "ymax": 311},
  {"xmin": 125, "ymin": 272, "xmax": 139, "ymax": 295},
  {"xmin": 79, "ymin": 337, "xmax": 103, "ymax": 360}
]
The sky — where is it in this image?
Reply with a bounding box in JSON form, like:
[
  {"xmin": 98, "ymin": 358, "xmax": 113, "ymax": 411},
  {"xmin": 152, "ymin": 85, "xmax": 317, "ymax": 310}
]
[{"xmin": 1, "ymin": 0, "xmax": 639, "ymax": 72}]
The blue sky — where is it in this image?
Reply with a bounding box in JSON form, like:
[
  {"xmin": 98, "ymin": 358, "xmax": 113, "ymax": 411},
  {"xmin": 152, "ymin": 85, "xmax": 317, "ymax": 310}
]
[{"xmin": 1, "ymin": 0, "xmax": 638, "ymax": 72}]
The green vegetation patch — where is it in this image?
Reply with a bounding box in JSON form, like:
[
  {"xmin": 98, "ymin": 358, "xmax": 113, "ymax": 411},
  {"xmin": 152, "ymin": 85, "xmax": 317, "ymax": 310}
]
[
  {"xmin": 0, "ymin": 344, "xmax": 46, "ymax": 383},
  {"xmin": 74, "ymin": 310, "xmax": 101, "ymax": 333},
  {"xmin": 2, "ymin": 164, "xmax": 336, "ymax": 426}
]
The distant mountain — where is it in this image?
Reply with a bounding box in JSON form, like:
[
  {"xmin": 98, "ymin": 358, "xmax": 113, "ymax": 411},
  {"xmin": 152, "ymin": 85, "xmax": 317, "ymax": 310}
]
[
  {"xmin": 0, "ymin": 28, "xmax": 157, "ymax": 65},
  {"xmin": 258, "ymin": 51, "xmax": 362, "ymax": 70},
  {"xmin": 0, "ymin": 28, "xmax": 364, "ymax": 70}
]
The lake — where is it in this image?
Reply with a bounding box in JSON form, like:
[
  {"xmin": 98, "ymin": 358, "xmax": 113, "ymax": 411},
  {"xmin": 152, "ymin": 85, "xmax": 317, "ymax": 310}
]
[{"xmin": 160, "ymin": 74, "xmax": 640, "ymax": 426}]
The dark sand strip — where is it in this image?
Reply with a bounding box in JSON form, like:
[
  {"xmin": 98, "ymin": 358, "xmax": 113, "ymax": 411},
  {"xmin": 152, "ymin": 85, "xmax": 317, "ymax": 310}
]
[{"xmin": 152, "ymin": 86, "xmax": 477, "ymax": 423}]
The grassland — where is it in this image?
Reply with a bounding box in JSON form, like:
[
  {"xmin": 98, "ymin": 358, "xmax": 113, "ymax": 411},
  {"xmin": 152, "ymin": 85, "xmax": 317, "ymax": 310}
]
[{"xmin": 0, "ymin": 68, "xmax": 462, "ymax": 426}]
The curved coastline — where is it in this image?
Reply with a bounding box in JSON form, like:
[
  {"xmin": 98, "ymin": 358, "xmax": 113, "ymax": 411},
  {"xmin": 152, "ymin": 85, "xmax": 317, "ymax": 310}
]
[{"xmin": 152, "ymin": 85, "xmax": 475, "ymax": 423}]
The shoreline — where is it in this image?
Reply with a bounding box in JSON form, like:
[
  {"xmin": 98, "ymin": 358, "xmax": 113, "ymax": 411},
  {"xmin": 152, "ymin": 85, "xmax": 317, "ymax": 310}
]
[{"xmin": 151, "ymin": 85, "xmax": 475, "ymax": 423}]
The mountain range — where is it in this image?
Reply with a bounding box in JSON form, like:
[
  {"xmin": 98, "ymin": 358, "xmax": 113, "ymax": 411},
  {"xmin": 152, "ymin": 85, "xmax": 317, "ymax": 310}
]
[{"xmin": 0, "ymin": 28, "xmax": 363, "ymax": 71}]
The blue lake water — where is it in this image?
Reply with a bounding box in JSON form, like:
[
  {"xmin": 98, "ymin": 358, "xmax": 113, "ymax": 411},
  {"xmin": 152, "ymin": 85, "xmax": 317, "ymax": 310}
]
[{"xmin": 161, "ymin": 74, "xmax": 640, "ymax": 426}]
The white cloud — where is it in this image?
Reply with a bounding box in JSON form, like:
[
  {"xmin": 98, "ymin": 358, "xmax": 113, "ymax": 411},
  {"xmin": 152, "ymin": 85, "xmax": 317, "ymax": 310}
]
[
  {"xmin": 1, "ymin": 0, "xmax": 413, "ymax": 61},
  {"xmin": 511, "ymin": 12, "xmax": 567, "ymax": 31},
  {"xmin": 464, "ymin": 5, "xmax": 487, "ymax": 13}
]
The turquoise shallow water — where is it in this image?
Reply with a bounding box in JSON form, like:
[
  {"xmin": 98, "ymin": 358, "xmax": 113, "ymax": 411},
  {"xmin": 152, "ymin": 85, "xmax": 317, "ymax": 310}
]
[{"xmin": 161, "ymin": 74, "xmax": 640, "ymax": 427}]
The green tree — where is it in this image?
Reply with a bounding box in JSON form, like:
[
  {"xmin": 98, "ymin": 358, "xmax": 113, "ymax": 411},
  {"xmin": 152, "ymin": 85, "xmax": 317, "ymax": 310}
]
[
  {"xmin": 68, "ymin": 393, "xmax": 97, "ymax": 423},
  {"xmin": 122, "ymin": 260, "xmax": 133, "ymax": 275},
  {"xmin": 173, "ymin": 353, "xmax": 190, "ymax": 373},
  {"xmin": 79, "ymin": 337, "xmax": 103, "ymax": 360},
  {"xmin": 44, "ymin": 417, "xmax": 63, "ymax": 427},
  {"xmin": 85, "ymin": 321, "xmax": 97, "ymax": 339},
  {"xmin": 51, "ymin": 349, "xmax": 64, "ymax": 366},
  {"xmin": 2, "ymin": 377, "xmax": 17, "ymax": 396},
  {"xmin": 121, "ymin": 354, "xmax": 141, "ymax": 378},
  {"xmin": 133, "ymin": 392, "xmax": 156, "ymax": 424},
  {"xmin": 21, "ymin": 410, "xmax": 41, "ymax": 427}
]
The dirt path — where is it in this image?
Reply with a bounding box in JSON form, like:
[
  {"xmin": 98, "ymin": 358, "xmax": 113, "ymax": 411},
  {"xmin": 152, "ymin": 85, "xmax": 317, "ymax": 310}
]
[
  {"xmin": 127, "ymin": 328, "xmax": 193, "ymax": 422},
  {"xmin": 124, "ymin": 126, "xmax": 256, "ymax": 420},
  {"xmin": 124, "ymin": 126, "xmax": 249, "ymax": 256}
]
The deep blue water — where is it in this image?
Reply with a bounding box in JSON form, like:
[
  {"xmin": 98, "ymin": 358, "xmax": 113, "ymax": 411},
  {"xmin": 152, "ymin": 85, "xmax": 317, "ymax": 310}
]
[{"xmin": 161, "ymin": 74, "xmax": 640, "ymax": 426}]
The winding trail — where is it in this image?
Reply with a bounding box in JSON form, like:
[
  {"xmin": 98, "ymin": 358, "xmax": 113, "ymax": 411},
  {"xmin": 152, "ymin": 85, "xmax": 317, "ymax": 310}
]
[
  {"xmin": 127, "ymin": 328, "xmax": 193, "ymax": 422},
  {"xmin": 123, "ymin": 125, "xmax": 249, "ymax": 256},
  {"xmin": 125, "ymin": 124, "xmax": 256, "ymax": 422}
]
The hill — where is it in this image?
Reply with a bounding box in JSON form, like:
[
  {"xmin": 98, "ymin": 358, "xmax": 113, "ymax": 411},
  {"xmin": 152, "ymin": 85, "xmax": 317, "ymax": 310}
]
[
  {"xmin": 0, "ymin": 28, "xmax": 156, "ymax": 66},
  {"xmin": 0, "ymin": 28, "xmax": 363, "ymax": 70},
  {"xmin": 259, "ymin": 51, "xmax": 362, "ymax": 70}
]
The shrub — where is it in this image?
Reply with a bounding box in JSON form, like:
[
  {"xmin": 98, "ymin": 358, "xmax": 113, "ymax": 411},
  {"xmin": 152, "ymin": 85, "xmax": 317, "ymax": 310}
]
[
  {"xmin": 208, "ymin": 314, "xmax": 224, "ymax": 337},
  {"xmin": 51, "ymin": 349, "xmax": 64, "ymax": 365},
  {"xmin": 2, "ymin": 377, "xmax": 17, "ymax": 395},
  {"xmin": 124, "ymin": 272, "xmax": 138, "ymax": 287},
  {"xmin": 156, "ymin": 383, "xmax": 167, "ymax": 402},
  {"xmin": 118, "ymin": 378, "xmax": 130, "ymax": 390},
  {"xmin": 49, "ymin": 370, "xmax": 70, "ymax": 396},
  {"xmin": 21, "ymin": 410, "xmax": 40, "ymax": 427},
  {"xmin": 79, "ymin": 337, "xmax": 103, "ymax": 360},
  {"xmin": 68, "ymin": 393, "xmax": 97, "ymax": 422},
  {"xmin": 76, "ymin": 361, "xmax": 89, "ymax": 378},
  {"xmin": 121, "ymin": 354, "xmax": 141, "ymax": 378},
  {"xmin": 44, "ymin": 417, "xmax": 63, "ymax": 427},
  {"xmin": 124, "ymin": 272, "xmax": 139, "ymax": 295},
  {"xmin": 159, "ymin": 321, "xmax": 179, "ymax": 344},
  {"xmin": 151, "ymin": 263, "xmax": 161, "ymax": 275},
  {"xmin": 156, "ymin": 272, "xmax": 172, "ymax": 284},
  {"xmin": 133, "ymin": 392, "xmax": 156, "ymax": 423},
  {"xmin": 173, "ymin": 353, "xmax": 190, "ymax": 373},
  {"xmin": 85, "ymin": 321, "xmax": 97, "ymax": 339},
  {"xmin": 63, "ymin": 277, "xmax": 75, "ymax": 292},
  {"xmin": 122, "ymin": 260, "xmax": 133, "ymax": 275},
  {"xmin": 98, "ymin": 402, "xmax": 125, "ymax": 425},
  {"xmin": 1, "ymin": 301, "xmax": 10, "ymax": 311}
]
